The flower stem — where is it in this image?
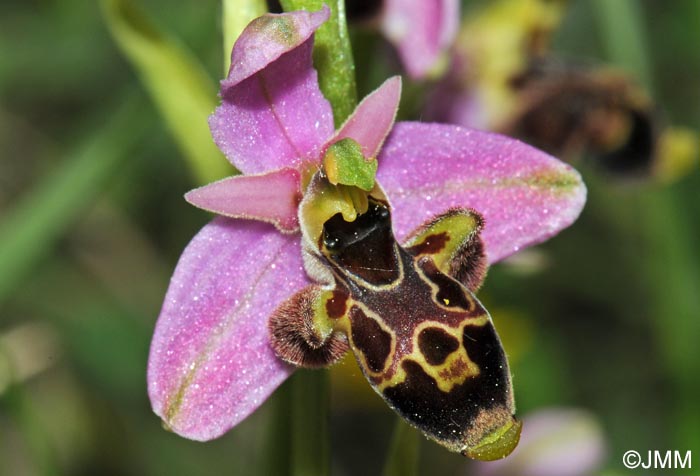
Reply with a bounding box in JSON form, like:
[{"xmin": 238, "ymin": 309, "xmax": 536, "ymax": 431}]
[
  {"xmin": 382, "ymin": 418, "xmax": 421, "ymax": 476},
  {"xmin": 291, "ymin": 370, "xmax": 331, "ymax": 476},
  {"xmin": 257, "ymin": 380, "xmax": 293, "ymax": 476},
  {"xmin": 280, "ymin": 0, "xmax": 357, "ymax": 126},
  {"xmin": 277, "ymin": 2, "xmax": 356, "ymax": 473}
]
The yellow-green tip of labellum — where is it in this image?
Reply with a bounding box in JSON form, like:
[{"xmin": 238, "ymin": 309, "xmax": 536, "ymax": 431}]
[{"xmin": 463, "ymin": 419, "xmax": 522, "ymax": 461}]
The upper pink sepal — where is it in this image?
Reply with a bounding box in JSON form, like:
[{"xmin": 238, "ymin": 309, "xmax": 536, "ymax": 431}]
[
  {"xmin": 377, "ymin": 122, "xmax": 587, "ymax": 263},
  {"xmin": 210, "ymin": 8, "xmax": 335, "ymax": 175},
  {"xmin": 381, "ymin": 0, "xmax": 459, "ymax": 78},
  {"xmin": 223, "ymin": 7, "xmax": 330, "ymax": 89},
  {"xmin": 185, "ymin": 168, "xmax": 302, "ymax": 233},
  {"xmin": 147, "ymin": 218, "xmax": 309, "ymax": 441},
  {"xmin": 331, "ymin": 76, "xmax": 402, "ymax": 159}
]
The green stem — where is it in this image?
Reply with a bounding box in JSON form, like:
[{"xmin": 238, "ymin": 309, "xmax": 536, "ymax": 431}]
[
  {"xmin": 273, "ymin": 3, "xmax": 356, "ymax": 474},
  {"xmin": 0, "ymin": 93, "xmax": 149, "ymax": 307},
  {"xmin": 280, "ymin": 0, "xmax": 357, "ymax": 126},
  {"xmin": 222, "ymin": 0, "xmax": 267, "ymax": 73},
  {"xmin": 257, "ymin": 381, "xmax": 293, "ymax": 476},
  {"xmin": 382, "ymin": 418, "xmax": 421, "ymax": 476},
  {"xmin": 290, "ymin": 370, "xmax": 331, "ymax": 476}
]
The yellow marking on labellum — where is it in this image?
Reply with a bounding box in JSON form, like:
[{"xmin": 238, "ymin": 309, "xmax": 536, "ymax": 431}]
[
  {"xmin": 412, "ymin": 320, "xmax": 485, "ymax": 393},
  {"xmin": 312, "ymin": 288, "xmax": 348, "ymax": 339},
  {"xmin": 375, "ymin": 317, "xmax": 489, "ymax": 392}
]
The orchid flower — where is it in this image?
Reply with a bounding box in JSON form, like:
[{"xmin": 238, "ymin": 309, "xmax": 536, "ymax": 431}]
[
  {"xmin": 379, "ymin": 0, "xmax": 459, "ymax": 79},
  {"xmin": 147, "ymin": 6, "xmax": 586, "ymax": 458},
  {"xmin": 426, "ymin": 0, "xmax": 698, "ymax": 180},
  {"xmin": 342, "ymin": 0, "xmax": 458, "ymax": 79}
]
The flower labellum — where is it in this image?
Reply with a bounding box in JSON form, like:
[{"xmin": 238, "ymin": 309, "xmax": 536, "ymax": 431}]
[
  {"xmin": 148, "ymin": 6, "xmax": 586, "ymax": 459},
  {"xmin": 271, "ymin": 160, "xmax": 522, "ymax": 458},
  {"xmin": 381, "ymin": 0, "xmax": 460, "ymax": 79}
]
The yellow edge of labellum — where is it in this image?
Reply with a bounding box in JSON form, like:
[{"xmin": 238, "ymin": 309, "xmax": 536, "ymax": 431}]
[
  {"xmin": 463, "ymin": 419, "xmax": 522, "ymax": 461},
  {"xmin": 312, "ymin": 291, "xmax": 337, "ymax": 339}
]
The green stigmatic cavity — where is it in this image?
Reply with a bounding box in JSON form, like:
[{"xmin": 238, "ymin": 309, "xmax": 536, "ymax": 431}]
[{"xmin": 323, "ymin": 138, "xmax": 378, "ymax": 191}]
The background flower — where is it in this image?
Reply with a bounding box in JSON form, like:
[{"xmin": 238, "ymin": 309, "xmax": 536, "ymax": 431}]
[{"xmin": 426, "ymin": 0, "xmax": 698, "ymax": 181}]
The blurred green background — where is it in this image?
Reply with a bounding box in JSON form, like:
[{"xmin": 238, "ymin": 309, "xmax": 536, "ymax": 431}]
[{"xmin": 1, "ymin": 1, "xmax": 699, "ymax": 475}]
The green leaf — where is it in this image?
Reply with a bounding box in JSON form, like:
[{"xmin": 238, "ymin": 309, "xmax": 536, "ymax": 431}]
[
  {"xmin": 323, "ymin": 138, "xmax": 378, "ymax": 191},
  {"xmin": 222, "ymin": 0, "xmax": 268, "ymax": 73},
  {"xmin": 1, "ymin": 383, "xmax": 59, "ymax": 476},
  {"xmin": 382, "ymin": 418, "xmax": 421, "ymax": 476},
  {"xmin": 593, "ymin": 0, "xmax": 700, "ymax": 452},
  {"xmin": 592, "ymin": 0, "xmax": 653, "ymax": 90},
  {"xmin": 280, "ymin": 0, "xmax": 357, "ymax": 126},
  {"xmin": 101, "ymin": 0, "xmax": 232, "ymax": 185}
]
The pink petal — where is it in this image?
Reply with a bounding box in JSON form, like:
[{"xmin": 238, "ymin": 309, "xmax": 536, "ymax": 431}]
[
  {"xmin": 148, "ymin": 218, "xmax": 309, "ymax": 441},
  {"xmin": 377, "ymin": 122, "xmax": 586, "ymax": 263},
  {"xmin": 331, "ymin": 76, "xmax": 402, "ymax": 159},
  {"xmin": 185, "ymin": 168, "xmax": 301, "ymax": 233},
  {"xmin": 381, "ymin": 0, "xmax": 460, "ymax": 78},
  {"xmin": 210, "ymin": 9, "xmax": 334, "ymax": 174}
]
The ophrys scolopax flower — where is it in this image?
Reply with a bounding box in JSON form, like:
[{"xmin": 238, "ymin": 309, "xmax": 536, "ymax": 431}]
[{"xmin": 148, "ymin": 6, "xmax": 586, "ymax": 459}]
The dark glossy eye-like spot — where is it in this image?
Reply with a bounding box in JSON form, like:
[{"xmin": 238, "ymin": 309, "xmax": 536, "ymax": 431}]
[
  {"xmin": 322, "ymin": 202, "xmax": 391, "ymax": 252},
  {"xmin": 323, "ymin": 234, "xmax": 342, "ymax": 251},
  {"xmin": 321, "ymin": 201, "xmax": 400, "ymax": 285},
  {"xmin": 418, "ymin": 327, "xmax": 460, "ymax": 366},
  {"xmin": 349, "ymin": 307, "xmax": 392, "ymax": 373}
]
